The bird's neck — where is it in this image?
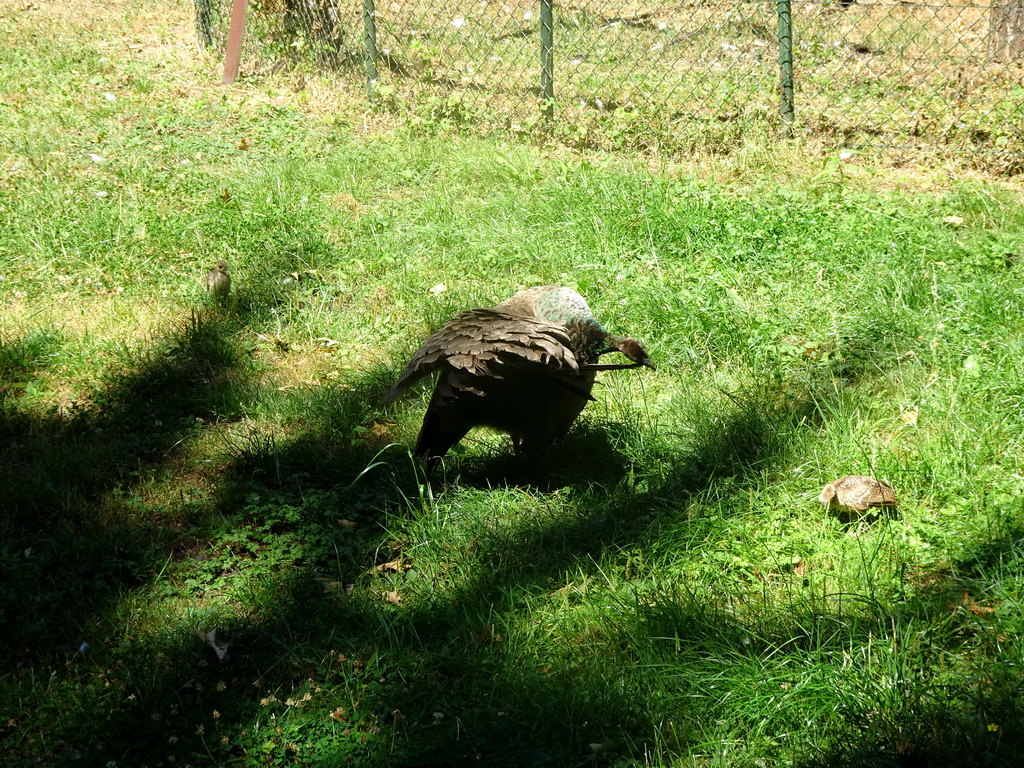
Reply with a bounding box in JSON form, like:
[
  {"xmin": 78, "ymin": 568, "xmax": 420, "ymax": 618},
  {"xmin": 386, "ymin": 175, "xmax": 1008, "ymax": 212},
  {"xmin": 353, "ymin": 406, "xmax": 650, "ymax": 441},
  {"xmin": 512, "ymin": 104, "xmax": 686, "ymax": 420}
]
[{"xmin": 563, "ymin": 317, "xmax": 615, "ymax": 364}]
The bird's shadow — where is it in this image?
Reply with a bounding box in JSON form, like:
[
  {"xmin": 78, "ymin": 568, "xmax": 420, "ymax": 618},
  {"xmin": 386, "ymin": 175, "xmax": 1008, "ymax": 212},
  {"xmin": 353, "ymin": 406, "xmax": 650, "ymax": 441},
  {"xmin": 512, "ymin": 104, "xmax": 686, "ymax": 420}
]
[{"xmin": 423, "ymin": 418, "xmax": 639, "ymax": 492}]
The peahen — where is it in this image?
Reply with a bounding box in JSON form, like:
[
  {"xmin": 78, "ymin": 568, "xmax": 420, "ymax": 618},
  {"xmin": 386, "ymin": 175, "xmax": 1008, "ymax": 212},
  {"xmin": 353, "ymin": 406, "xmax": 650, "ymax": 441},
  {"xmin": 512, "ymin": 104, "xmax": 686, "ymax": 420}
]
[
  {"xmin": 819, "ymin": 475, "xmax": 898, "ymax": 520},
  {"xmin": 385, "ymin": 285, "xmax": 655, "ymax": 464}
]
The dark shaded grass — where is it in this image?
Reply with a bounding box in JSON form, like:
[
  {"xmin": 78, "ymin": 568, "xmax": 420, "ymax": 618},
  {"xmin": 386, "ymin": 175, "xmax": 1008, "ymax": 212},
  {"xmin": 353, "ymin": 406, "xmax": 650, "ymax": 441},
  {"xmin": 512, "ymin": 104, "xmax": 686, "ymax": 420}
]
[
  {"xmin": 0, "ymin": 329, "xmax": 64, "ymax": 390},
  {"xmin": 0, "ymin": 344, "xmax": 812, "ymax": 765},
  {"xmin": 0, "ymin": 313, "xmax": 260, "ymax": 657},
  {"xmin": 5, "ymin": 345, "xmax": 1024, "ymax": 766}
]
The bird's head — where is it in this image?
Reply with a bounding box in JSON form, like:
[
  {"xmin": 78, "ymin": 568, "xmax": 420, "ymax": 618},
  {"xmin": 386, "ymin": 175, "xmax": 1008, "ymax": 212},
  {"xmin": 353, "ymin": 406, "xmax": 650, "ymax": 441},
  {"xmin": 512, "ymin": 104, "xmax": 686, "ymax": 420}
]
[
  {"xmin": 580, "ymin": 335, "xmax": 656, "ymax": 372},
  {"xmin": 818, "ymin": 484, "xmax": 838, "ymax": 508},
  {"xmin": 614, "ymin": 337, "xmax": 656, "ymax": 370}
]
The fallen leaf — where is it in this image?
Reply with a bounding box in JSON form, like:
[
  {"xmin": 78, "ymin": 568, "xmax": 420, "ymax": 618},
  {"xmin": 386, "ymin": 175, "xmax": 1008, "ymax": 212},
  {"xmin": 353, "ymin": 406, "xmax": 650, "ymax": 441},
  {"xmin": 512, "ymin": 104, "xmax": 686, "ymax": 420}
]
[
  {"xmin": 195, "ymin": 628, "xmax": 230, "ymax": 661},
  {"xmin": 942, "ymin": 215, "xmax": 964, "ymax": 225},
  {"xmin": 313, "ymin": 574, "xmax": 347, "ymax": 594},
  {"xmin": 589, "ymin": 738, "xmax": 618, "ymax": 754},
  {"xmin": 968, "ymin": 602, "xmax": 997, "ymax": 617},
  {"xmin": 237, "ymin": 137, "xmax": 252, "ymax": 151},
  {"xmin": 219, "ymin": 188, "xmax": 231, "ymax": 202},
  {"xmin": 371, "ymin": 558, "xmax": 409, "ymax": 574},
  {"xmin": 900, "ymin": 405, "xmax": 919, "ymax": 426},
  {"xmin": 382, "ymin": 590, "xmax": 402, "ymax": 605},
  {"xmin": 337, "ymin": 518, "xmax": 359, "ymax": 530},
  {"xmin": 429, "ymin": 282, "xmax": 447, "ymax": 296},
  {"xmin": 952, "ymin": 592, "xmax": 999, "ymax": 617}
]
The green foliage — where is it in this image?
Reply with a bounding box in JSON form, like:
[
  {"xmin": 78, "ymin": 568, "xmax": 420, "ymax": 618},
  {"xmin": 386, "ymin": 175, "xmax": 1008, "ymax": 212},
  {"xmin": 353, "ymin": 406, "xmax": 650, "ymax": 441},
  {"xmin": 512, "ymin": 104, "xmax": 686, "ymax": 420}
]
[{"xmin": 2, "ymin": 5, "xmax": 1024, "ymax": 767}]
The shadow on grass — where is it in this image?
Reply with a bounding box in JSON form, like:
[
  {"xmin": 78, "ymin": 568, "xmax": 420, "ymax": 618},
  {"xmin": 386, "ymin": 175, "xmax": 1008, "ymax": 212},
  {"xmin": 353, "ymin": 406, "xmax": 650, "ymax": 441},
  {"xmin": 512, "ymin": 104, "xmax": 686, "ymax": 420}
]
[
  {"xmin": 25, "ymin": 378, "xmax": 817, "ymax": 766},
  {"xmin": 807, "ymin": 521, "xmax": 1024, "ymax": 768},
  {"xmin": 4, "ymin": 338, "xmax": 1023, "ymax": 767},
  {"xmin": 0, "ymin": 360, "xmax": 809, "ymax": 764},
  {"xmin": 0, "ymin": 312, "xmax": 262, "ymax": 661}
]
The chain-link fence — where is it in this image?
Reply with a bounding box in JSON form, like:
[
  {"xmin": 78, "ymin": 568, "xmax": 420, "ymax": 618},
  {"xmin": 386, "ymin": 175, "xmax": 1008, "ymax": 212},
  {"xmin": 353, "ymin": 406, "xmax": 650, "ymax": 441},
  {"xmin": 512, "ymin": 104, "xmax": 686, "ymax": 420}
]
[{"xmin": 196, "ymin": 0, "xmax": 1024, "ymax": 157}]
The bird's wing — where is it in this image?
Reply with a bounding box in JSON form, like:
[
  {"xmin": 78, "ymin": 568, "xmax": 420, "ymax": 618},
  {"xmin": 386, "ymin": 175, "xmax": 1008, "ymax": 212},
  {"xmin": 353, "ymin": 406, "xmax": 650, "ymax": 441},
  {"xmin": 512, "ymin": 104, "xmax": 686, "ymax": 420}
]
[
  {"xmin": 857, "ymin": 481, "xmax": 897, "ymax": 507},
  {"xmin": 835, "ymin": 476, "xmax": 897, "ymax": 509},
  {"xmin": 385, "ymin": 309, "xmax": 581, "ymax": 402}
]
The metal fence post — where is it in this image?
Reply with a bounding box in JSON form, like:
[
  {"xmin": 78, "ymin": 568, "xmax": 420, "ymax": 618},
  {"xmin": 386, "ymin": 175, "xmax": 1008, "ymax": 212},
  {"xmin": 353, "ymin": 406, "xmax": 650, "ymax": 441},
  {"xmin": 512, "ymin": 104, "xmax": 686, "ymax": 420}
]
[
  {"xmin": 540, "ymin": 0, "xmax": 554, "ymax": 120},
  {"xmin": 777, "ymin": 0, "xmax": 795, "ymax": 135},
  {"xmin": 363, "ymin": 0, "xmax": 379, "ymax": 99}
]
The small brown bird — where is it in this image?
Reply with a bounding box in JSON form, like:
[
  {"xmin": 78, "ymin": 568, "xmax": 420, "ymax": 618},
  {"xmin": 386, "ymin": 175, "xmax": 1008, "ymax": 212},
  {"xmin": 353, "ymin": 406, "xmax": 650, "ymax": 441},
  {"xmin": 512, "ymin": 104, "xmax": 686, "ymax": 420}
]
[
  {"xmin": 205, "ymin": 260, "xmax": 231, "ymax": 304},
  {"xmin": 819, "ymin": 475, "xmax": 898, "ymax": 519},
  {"xmin": 386, "ymin": 285, "xmax": 655, "ymax": 464}
]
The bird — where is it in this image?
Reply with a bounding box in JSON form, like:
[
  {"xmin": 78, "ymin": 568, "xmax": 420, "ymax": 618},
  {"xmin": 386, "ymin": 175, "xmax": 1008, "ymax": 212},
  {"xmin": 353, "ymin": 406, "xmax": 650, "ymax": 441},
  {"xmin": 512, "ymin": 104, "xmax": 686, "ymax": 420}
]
[
  {"xmin": 385, "ymin": 285, "xmax": 655, "ymax": 464},
  {"xmin": 819, "ymin": 475, "xmax": 897, "ymax": 520},
  {"xmin": 205, "ymin": 260, "xmax": 231, "ymax": 305}
]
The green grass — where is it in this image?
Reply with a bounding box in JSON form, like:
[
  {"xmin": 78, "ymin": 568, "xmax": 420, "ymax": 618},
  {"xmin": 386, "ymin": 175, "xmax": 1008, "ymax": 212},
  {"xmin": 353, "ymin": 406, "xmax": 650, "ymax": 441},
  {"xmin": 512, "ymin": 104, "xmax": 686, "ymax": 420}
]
[{"xmin": 3, "ymin": 2, "xmax": 1024, "ymax": 766}]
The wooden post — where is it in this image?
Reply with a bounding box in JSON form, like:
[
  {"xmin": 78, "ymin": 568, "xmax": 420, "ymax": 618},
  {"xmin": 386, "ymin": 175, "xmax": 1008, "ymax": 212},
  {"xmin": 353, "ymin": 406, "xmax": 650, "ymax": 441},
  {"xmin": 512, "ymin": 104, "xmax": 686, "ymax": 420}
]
[
  {"xmin": 223, "ymin": 0, "xmax": 250, "ymax": 85},
  {"xmin": 990, "ymin": 0, "xmax": 1024, "ymax": 61}
]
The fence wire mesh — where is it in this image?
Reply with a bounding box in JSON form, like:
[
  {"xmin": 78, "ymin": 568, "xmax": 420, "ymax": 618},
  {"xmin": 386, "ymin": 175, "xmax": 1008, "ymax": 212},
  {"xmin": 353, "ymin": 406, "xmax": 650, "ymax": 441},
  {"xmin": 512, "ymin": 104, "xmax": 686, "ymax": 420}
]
[{"xmin": 195, "ymin": 0, "xmax": 1024, "ymax": 156}]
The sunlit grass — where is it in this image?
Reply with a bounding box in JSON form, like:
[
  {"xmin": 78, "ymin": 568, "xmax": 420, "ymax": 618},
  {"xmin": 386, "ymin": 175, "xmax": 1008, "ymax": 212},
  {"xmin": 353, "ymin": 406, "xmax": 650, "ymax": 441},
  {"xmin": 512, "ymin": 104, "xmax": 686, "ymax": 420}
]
[{"xmin": 2, "ymin": 1, "xmax": 1024, "ymax": 766}]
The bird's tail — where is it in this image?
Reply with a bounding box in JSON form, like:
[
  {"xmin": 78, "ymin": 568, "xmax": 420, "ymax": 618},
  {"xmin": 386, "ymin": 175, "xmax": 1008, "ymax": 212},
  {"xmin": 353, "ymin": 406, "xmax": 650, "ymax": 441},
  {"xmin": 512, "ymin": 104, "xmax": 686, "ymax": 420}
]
[{"xmin": 413, "ymin": 406, "xmax": 470, "ymax": 465}]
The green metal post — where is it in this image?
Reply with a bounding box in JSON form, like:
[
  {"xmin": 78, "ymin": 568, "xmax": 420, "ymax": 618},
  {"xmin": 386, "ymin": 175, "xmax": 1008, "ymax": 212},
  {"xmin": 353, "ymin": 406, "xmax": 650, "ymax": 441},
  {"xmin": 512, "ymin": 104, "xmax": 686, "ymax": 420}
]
[
  {"xmin": 540, "ymin": 0, "xmax": 554, "ymax": 120},
  {"xmin": 363, "ymin": 0, "xmax": 379, "ymax": 99},
  {"xmin": 777, "ymin": 0, "xmax": 795, "ymax": 135}
]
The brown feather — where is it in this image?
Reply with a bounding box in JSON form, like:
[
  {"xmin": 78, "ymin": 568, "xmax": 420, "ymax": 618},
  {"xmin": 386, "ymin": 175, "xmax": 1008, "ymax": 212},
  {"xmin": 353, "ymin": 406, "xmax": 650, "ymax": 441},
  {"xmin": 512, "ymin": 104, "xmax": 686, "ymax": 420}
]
[
  {"xmin": 386, "ymin": 287, "xmax": 653, "ymax": 463},
  {"xmin": 819, "ymin": 475, "xmax": 898, "ymax": 513}
]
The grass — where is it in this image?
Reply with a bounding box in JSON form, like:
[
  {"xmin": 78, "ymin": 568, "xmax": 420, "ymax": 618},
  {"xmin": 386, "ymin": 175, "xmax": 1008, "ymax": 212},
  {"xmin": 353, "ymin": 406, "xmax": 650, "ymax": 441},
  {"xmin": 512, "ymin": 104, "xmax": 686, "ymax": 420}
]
[{"xmin": 3, "ymin": 0, "xmax": 1024, "ymax": 766}]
